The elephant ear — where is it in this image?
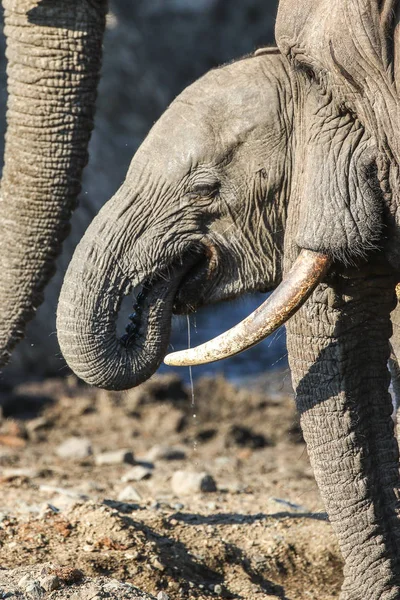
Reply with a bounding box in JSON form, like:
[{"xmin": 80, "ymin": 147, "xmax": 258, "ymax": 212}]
[
  {"xmin": 391, "ymin": 1, "xmax": 400, "ymax": 88},
  {"xmin": 377, "ymin": 0, "xmax": 400, "ymax": 85}
]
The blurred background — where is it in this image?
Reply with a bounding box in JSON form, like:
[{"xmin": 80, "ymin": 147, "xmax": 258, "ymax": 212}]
[{"xmin": 0, "ymin": 0, "xmax": 286, "ymax": 384}]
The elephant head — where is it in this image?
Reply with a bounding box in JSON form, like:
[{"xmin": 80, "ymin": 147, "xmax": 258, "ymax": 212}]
[
  {"xmin": 57, "ymin": 49, "xmax": 293, "ymax": 390},
  {"xmin": 0, "ymin": 0, "xmax": 107, "ymax": 367}
]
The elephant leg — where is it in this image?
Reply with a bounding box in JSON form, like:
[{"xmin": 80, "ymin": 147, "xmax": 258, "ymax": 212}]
[
  {"xmin": 390, "ymin": 301, "xmax": 400, "ymax": 452},
  {"xmin": 388, "ymin": 352, "xmax": 400, "ymax": 452},
  {"xmin": 287, "ymin": 266, "xmax": 400, "ymax": 599}
]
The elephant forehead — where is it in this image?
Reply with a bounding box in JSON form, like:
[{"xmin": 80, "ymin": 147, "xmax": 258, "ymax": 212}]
[
  {"xmin": 142, "ymin": 108, "xmax": 220, "ymax": 176},
  {"xmin": 143, "ymin": 69, "xmax": 287, "ymax": 176}
]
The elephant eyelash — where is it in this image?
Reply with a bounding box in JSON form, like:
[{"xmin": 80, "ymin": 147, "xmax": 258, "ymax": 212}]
[
  {"xmin": 188, "ymin": 182, "xmax": 220, "ymax": 198},
  {"xmin": 293, "ymin": 59, "xmax": 318, "ymax": 84}
]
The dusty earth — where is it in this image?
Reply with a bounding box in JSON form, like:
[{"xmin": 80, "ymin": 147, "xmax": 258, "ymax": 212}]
[{"xmin": 0, "ymin": 371, "xmax": 342, "ymax": 599}]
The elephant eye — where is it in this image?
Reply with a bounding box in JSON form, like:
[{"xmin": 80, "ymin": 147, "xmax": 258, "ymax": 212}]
[
  {"xmin": 292, "ymin": 57, "xmax": 321, "ymax": 85},
  {"xmin": 296, "ymin": 62, "xmax": 317, "ymax": 83},
  {"xmin": 189, "ymin": 182, "xmax": 219, "ymax": 198}
]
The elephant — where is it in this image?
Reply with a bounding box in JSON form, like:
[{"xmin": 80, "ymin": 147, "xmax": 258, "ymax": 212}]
[{"xmin": 57, "ymin": 3, "xmax": 400, "ymax": 599}]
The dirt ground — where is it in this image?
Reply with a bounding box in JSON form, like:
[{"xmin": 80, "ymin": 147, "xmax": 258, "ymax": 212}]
[{"xmin": 0, "ymin": 371, "xmax": 342, "ymax": 599}]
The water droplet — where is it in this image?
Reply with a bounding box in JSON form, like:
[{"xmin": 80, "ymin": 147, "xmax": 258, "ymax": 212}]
[{"xmin": 187, "ymin": 315, "xmax": 198, "ymax": 464}]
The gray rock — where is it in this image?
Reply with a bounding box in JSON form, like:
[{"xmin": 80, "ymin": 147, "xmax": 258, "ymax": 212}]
[
  {"xmin": 17, "ymin": 574, "xmax": 33, "ymax": 590},
  {"xmin": 171, "ymin": 471, "xmax": 217, "ymax": 495},
  {"xmin": 117, "ymin": 485, "xmax": 142, "ymax": 502},
  {"xmin": 39, "ymin": 575, "xmax": 59, "ymax": 592},
  {"xmin": 56, "ymin": 437, "xmax": 92, "ymax": 460},
  {"xmin": 23, "ymin": 581, "xmax": 42, "ymax": 599},
  {"xmin": 121, "ymin": 465, "xmax": 153, "ymax": 482},
  {"xmin": 95, "ymin": 449, "xmax": 135, "ymax": 466},
  {"xmin": 145, "ymin": 445, "xmax": 186, "ymax": 462},
  {"xmin": 157, "ymin": 593, "xmax": 169, "ymax": 600}
]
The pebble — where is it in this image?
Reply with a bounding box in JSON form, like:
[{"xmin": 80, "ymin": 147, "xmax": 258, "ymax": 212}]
[
  {"xmin": 39, "ymin": 575, "xmax": 60, "ymax": 592},
  {"xmin": 117, "ymin": 485, "xmax": 142, "ymax": 502},
  {"xmin": 18, "ymin": 577, "xmax": 42, "ymax": 599},
  {"xmin": 171, "ymin": 471, "xmax": 217, "ymax": 495},
  {"xmin": 95, "ymin": 449, "xmax": 135, "ymax": 466},
  {"xmin": 1, "ymin": 467, "xmax": 39, "ymax": 480},
  {"xmin": 157, "ymin": 592, "xmax": 169, "ymax": 600},
  {"xmin": 145, "ymin": 445, "xmax": 186, "ymax": 462},
  {"xmin": 121, "ymin": 465, "xmax": 152, "ymax": 482},
  {"xmin": 56, "ymin": 437, "xmax": 92, "ymax": 460},
  {"xmin": 18, "ymin": 574, "xmax": 33, "ymax": 589},
  {"xmin": 39, "ymin": 485, "xmax": 89, "ymax": 501}
]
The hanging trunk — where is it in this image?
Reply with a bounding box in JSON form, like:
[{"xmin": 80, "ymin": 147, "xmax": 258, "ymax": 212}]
[
  {"xmin": 0, "ymin": 0, "xmax": 107, "ymax": 365},
  {"xmin": 287, "ymin": 259, "xmax": 400, "ymax": 599}
]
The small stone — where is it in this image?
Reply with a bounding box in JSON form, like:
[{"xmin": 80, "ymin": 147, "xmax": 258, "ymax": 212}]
[
  {"xmin": 95, "ymin": 449, "xmax": 135, "ymax": 466},
  {"xmin": 214, "ymin": 584, "xmax": 223, "ymax": 594},
  {"xmin": 146, "ymin": 445, "xmax": 186, "ymax": 462},
  {"xmin": 121, "ymin": 465, "xmax": 152, "ymax": 482},
  {"xmin": 56, "ymin": 437, "xmax": 92, "ymax": 460},
  {"xmin": 23, "ymin": 581, "xmax": 42, "ymax": 598},
  {"xmin": 39, "ymin": 575, "xmax": 60, "ymax": 592},
  {"xmin": 117, "ymin": 485, "xmax": 142, "ymax": 502},
  {"xmin": 48, "ymin": 567, "xmax": 84, "ymax": 585},
  {"xmin": 171, "ymin": 471, "xmax": 217, "ymax": 495},
  {"xmin": 103, "ymin": 580, "xmax": 120, "ymax": 592},
  {"xmin": 39, "ymin": 484, "xmax": 89, "ymax": 501},
  {"xmin": 1, "ymin": 467, "xmax": 39, "ymax": 480},
  {"xmin": 157, "ymin": 593, "xmax": 169, "ymax": 600},
  {"xmin": 152, "ymin": 557, "xmax": 165, "ymax": 571},
  {"xmin": 18, "ymin": 574, "xmax": 33, "ymax": 589}
]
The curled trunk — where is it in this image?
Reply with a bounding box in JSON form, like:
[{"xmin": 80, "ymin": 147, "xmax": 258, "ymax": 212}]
[
  {"xmin": 56, "ymin": 188, "xmax": 198, "ymax": 390},
  {"xmin": 0, "ymin": 0, "xmax": 107, "ymax": 365}
]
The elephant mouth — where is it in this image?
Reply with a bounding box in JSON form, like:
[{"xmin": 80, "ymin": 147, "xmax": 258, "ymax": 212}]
[
  {"xmin": 173, "ymin": 241, "xmax": 220, "ymax": 314},
  {"xmin": 173, "ymin": 258, "xmax": 214, "ymax": 314},
  {"xmin": 119, "ymin": 246, "xmax": 217, "ymax": 349}
]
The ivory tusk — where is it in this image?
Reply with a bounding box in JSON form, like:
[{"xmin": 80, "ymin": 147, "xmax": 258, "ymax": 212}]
[{"xmin": 164, "ymin": 249, "xmax": 332, "ymax": 367}]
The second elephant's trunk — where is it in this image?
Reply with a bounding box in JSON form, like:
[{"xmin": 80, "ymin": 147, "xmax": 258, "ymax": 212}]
[{"xmin": 0, "ymin": 0, "xmax": 107, "ymax": 365}]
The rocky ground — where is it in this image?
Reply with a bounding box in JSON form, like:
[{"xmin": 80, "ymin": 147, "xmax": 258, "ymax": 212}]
[{"xmin": 0, "ymin": 371, "xmax": 342, "ymax": 599}]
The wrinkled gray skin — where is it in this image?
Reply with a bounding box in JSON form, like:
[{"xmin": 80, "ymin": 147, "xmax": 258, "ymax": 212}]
[
  {"xmin": 59, "ymin": 3, "xmax": 400, "ymax": 598},
  {"xmin": 273, "ymin": 1, "xmax": 400, "ymax": 599},
  {"xmin": 0, "ymin": 0, "xmax": 107, "ymax": 369},
  {"xmin": 57, "ymin": 50, "xmax": 293, "ymax": 390}
]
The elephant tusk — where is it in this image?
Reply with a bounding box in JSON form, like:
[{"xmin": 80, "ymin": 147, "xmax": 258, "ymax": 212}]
[{"xmin": 164, "ymin": 249, "xmax": 332, "ymax": 366}]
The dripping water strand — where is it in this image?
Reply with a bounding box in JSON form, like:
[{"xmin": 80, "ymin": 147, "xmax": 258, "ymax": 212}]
[{"xmin": 187, "ymin": 315, "xmax": 198, "ymax": 460}]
